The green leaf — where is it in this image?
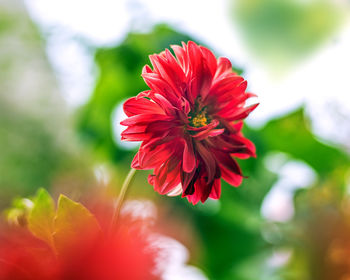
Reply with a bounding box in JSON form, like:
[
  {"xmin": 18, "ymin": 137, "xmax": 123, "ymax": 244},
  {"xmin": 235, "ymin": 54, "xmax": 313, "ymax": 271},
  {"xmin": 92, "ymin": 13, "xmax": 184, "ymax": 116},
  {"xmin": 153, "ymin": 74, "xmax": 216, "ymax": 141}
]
[
  {"xmin": 6, "ymin": 197, "xmax": 34, "ymax": 227},
  {"xmin": 53, "ymin": 195, "xmax": 101, "ymax": 254},
  {"xmin": 28, "ymin": 188, "xmax": 55, "ymax": 248},
  {"xmin": 259, "ymin": 108, "xmax": 350, "ymax": 185}
]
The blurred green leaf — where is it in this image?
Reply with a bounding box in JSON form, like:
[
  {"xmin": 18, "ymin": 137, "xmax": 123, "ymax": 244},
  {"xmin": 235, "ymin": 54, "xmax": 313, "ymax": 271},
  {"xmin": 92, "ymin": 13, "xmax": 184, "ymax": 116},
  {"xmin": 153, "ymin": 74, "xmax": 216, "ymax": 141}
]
[
  {"xmin": 5, "ymin": 197, "xmax": 33, "ymax": 227},
  {"xmin": 53, "ymin": 195, "xmax": 100, "ymax": 255},
  {"xmin": 231, "ymin": 0, "xmax": 345, "ymax": 68},
  {"xmin": 28, "ymin": 188, "xmax": 55, "ymax": 248},
  {"xmin": 259, "ymin": 108, "xmax": 350, "ymax": 185}
]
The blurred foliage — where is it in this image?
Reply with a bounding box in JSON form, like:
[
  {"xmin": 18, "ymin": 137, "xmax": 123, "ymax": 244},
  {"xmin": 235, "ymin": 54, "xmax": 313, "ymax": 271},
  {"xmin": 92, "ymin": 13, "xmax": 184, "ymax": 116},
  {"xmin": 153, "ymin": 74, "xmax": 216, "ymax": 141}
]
[
  {"xmin": 0, "ymin": 0, "xmax": 96, "ymax": 209},
  {"xmin": 28, "ymin": 188, "xmax": 56, "ymax": 248},
  {"xmin": 5, "ymin": 197, "xmax": 33, "ymax": 227},
  {"xmin": 258, "ymin": 109, "xmax": 349, "ymax": 185},
  {"xmin": 231, "ymin": 0, "xmax": 345, "ymax": 68},
  {"xmin": 0, "ymin": 104, "xmax": 68, "ymax": 200},
  {"xmin": 5, "ymin": 188, "xmax": 101, "ymax": 255},
  {"xmin": 285, "ymin": 185, "xmax": 350, "ymax": 280},
  {"xmin": 0, "ymin": 98, "xmax": 95, "ymax": 209}
]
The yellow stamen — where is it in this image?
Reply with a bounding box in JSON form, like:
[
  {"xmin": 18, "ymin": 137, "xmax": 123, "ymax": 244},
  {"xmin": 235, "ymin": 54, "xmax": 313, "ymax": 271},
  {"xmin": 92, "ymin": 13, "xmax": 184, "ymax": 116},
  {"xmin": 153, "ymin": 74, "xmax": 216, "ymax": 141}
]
[{"xmin": 192, "ymin": 111, "xmax": 208, "ymax": 127}]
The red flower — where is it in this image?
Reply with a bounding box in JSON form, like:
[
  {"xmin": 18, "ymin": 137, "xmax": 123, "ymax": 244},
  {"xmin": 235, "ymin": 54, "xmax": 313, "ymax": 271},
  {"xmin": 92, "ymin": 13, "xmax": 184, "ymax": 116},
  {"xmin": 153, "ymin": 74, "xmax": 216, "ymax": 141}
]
[
  {"xmin": 0, "ymin": 225, "xmax": 58, "ymax": 280},
  {"xmin": 0, "ymin": 221, "xmax": 159, "ymax": 280},
  {"xmin": 121, "ymin": 41, "xmax": 258, "ymax": 204}
]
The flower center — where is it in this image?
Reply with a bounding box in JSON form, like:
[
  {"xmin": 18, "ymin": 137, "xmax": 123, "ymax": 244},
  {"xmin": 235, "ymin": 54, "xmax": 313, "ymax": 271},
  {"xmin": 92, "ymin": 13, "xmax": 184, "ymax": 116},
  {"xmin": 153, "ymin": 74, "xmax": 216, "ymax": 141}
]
[{"xmin": 191, "ymin": 111, "xmax": 208, "ymax": 127}]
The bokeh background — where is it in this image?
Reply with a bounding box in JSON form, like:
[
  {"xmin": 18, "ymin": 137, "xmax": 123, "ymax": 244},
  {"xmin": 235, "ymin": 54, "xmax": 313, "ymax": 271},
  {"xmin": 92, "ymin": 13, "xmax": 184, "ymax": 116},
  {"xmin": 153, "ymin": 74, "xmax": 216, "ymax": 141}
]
[{"xmin": 1, "ymin": 0, "xmax": 350, "ymax": 279}]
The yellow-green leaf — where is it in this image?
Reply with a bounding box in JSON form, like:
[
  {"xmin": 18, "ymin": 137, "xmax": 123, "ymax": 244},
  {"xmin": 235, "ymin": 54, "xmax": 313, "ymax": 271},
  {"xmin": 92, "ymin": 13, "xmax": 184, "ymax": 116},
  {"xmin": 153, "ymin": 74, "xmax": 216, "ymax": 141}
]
[
  {"xmin": 53, "ymin": 195, "xmax": 101, "ymax": 255},
  {"xmin": 28, "ymin": 188, "xmax": 55, "ymax": 248}
]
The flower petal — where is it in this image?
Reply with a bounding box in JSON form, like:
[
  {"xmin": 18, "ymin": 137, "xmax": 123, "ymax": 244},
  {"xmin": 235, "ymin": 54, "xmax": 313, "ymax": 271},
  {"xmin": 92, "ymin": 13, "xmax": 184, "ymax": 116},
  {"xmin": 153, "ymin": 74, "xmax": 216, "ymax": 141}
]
[
  {"xmin": 182, "ymin": 138, "xmax": 196, "ymax": 173},
  {"xmin": 149, "ymin": 54, "xmax": 185, "ymax": 97},
  {"xmin": 171, "ymin": 44, "xmax": 189, "ymax": 74},
  {"xmin": 215, "ymin": 57, "xmax": 232, "ymax": 78},
  {"xmin": 187, "ymin": 41, "xmax": 213, "ymax": 102},
  {"xmin": 214, "ymin": 150, "xmax": 242, "ymax": 174},
  {"xmin": 121, "ymin": 125, "xmax": 149, "ymax": 141},
  {"xmin": 142, "ymin": 73, "xmax": 179, "ymax": 105},
  {"xmin": 153, "ymin": 159, "xmax": 181, "ymax": 195},
  {"xmin": 192, "ymin": 128, "xmax": 224, "ymax": 141},
  {"xmin": 221, "ymin": 103, "xmax": 259, "ymax": 121},
  {"xmin": 196, "ymin": 142, "xmax": 217, "ymax": 184},
  {"xmin": 167, "ymin": 183, "xmax": 183, "ymax": 196},
  {"xmin": 120, "ymin": 114, "xmax": 174, "ymax": 126},
  {"xmin": 123, "ymin": 97, "xmax": 164, "ymax": 117},
  {"xmin": 221, "ymin": 165, "xmax": 243, "ymax": 187},
  {"xmin": 209, "ymin": 179, "xmax": 221, "ymax": 199},
  {"xmin": 200, "ymin": 46, "xmax": 217, "ymax": 77}
]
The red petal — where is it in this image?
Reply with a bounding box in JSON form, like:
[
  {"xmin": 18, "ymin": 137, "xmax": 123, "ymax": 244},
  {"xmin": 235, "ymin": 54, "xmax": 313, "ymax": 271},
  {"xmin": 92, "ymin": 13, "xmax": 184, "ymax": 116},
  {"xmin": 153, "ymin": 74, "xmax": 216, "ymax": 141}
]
[
  {"xmin": 187, "ymin": 41, "xmax": 202, "ymax": 101},
  {"xmin": 120, "ymin": 114, "xmax": 174, "ymax": 126},
  {"xmin": 171, "ymin": 44, "xmax": 189, "ymax": 74},
  {"xmin": 215, "ymin": 57, "xmax": 232, "ymax": 78},
  {"xmin": 209, "ymin": 179, "xmax": 221, "ymax": 199},
  {"xmin": 221, "ymin": 165, "xmax": 243, "ymax": 187},
  {"xmin": 138, "ymin": 143, "xmax": 175, "ymax": 169},
  {"xmin": 213, "ymin": 150, "xmax": 243, "ymax": 179},
  {"xmin": 121, "ymin": 125, "xmax": 149, "ymax": 141},
  {"xmin": 142, "ymin": 133, "xmax": 178, "ymax": 150},
  {"xmin": 145, "ymin": 119, "xmax": 179, "ymax": 134},
  {"xmin": 210, "ymin": 75, "xmax": 245, "ymax": 96},
  {"xmin": 200, "ymin": 46, "xmax": 217, "ymax": 77},
  {"xmin": 165, "ymin": 48, "xmax": 187, "ymax": 82},
  {"xmin": 223, "ymin": 103, "xmax": 259, "ymax": 121},
  {"xmin": 142, "ymin": 73, "xmax": 179, "ymax": 105},
  {"xmin": 131, "ymin": 152, "xmax": 141, "ymax": 169},
  {"xmin": 180, "ymin": 169, "xmax": 196, "ymax": 192},
  {"xmin": 123, "ymin": 97, "xmax": 164, "ymax": 117},
  {"xmin": 182, "ymin": 139, "xmax": 196, "ymax": 173},
  {"xmin": 185, "ymin": 175, "xmax": 215, "ymax": 204},
  {"xmin": 205, "ymin": 134, "xmax": 246, "ymax": 153},
  {"xmin": 196, "ymin": 142, "xmax": 217, "ymax": 184},
  {"xmin": 192, "ymin": 128, "xmax": 224, "ymax": 141},
  {"xmin": 213, "ymin": 79, "xmax": 247, "ymax": 105},
  {"xmin": 151, "ymin": 93, "xmax": 177, "ymax": 115},
  {"xmin": 230, "ymin": 134, "xmax": 256, "ymax": 158},
  {"xmin": 149, "ymin": 54, "xmax": 185, "ymax": 97},
  {"xmin": 153, "ymin": 160, "xmax": 181, "ymax": 195},
  {"xmin": 232, "ymin": 121, "xmax": 244, "ymax": 131},
  {"xmin": 187, "ymin": 42, "xmax": 214, "ymax": 102},
  {"xmin": 142, "ymin": 65, "xmax": 153, "ymax": 74}
]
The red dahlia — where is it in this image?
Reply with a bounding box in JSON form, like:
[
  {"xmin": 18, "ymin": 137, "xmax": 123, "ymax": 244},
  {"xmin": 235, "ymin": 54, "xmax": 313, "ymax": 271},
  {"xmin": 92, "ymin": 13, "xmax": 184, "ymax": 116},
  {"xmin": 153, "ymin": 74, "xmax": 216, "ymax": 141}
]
[{"xmin": 121, "ymin": 41, "xmax": 258, "ymax": 204}]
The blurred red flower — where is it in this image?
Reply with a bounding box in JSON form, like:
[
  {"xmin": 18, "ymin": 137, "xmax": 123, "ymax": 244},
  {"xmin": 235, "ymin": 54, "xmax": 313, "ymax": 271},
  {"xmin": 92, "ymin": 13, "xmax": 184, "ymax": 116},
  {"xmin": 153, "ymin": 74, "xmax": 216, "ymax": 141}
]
[
  {"xmin": 0, "ymin": 225, "xmax": 57, "ymax": 280},
  {"xmin": 0, "ymin": 222, "xmax": 158, "ymax": 280},
  {"xmin": 121, "ymin": 41, "xmax": 258, "ymax": 204}
]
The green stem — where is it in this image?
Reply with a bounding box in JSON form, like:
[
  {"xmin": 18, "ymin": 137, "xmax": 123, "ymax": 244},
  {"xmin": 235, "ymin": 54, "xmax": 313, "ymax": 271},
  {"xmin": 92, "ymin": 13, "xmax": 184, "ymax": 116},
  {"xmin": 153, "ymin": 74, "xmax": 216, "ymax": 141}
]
[{"xmin": 109, "ymin": 168, "xmax": 136, "ymax": 233}]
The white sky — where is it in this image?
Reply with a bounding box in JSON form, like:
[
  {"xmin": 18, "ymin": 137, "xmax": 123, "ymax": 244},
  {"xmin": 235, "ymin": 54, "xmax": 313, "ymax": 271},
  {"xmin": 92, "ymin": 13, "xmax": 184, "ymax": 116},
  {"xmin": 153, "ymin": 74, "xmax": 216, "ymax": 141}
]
[{"xmin": 23, "ymin": 0, "xmax": 350, "ymax": 148}]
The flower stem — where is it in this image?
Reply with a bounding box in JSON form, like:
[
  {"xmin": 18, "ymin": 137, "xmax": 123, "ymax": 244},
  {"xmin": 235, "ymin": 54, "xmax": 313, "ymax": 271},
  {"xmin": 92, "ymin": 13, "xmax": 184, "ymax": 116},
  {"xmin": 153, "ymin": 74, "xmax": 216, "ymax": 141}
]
[{"xmin": 109, "ymin": 168, "xmax": 137, "ymax": 233}]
